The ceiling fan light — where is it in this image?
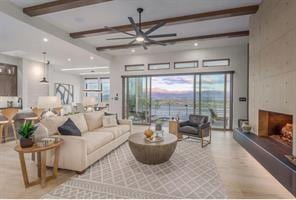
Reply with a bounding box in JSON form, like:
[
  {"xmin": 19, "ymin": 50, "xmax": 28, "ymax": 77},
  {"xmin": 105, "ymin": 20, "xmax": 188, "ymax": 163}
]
[{"xmin": 136, "ymin": 36, "xmax": 145, "ymax": 42}]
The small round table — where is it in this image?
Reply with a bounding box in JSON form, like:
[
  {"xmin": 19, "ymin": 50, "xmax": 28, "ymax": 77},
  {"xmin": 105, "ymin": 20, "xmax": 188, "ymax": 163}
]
[
  {"xmin": 128, "ymin": 132, "xmax": 177, "ymax": 164},
  {"xmin": 15, "ymin": 139, "xmax": 64, "ymax": 188}
]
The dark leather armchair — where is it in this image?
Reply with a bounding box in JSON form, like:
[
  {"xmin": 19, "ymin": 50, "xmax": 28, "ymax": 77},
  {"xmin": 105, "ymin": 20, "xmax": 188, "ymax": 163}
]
[{"xmin": 179, "ymin": 114, "xmax": 211, "ymax": 147}]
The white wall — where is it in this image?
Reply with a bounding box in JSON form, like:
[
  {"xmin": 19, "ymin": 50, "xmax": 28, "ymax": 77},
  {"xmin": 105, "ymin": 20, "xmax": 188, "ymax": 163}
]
[
  {"xmin": 249, "ymin": 0, "xmax": 296, "ymax": 155},
  {"xmin": 109, "ymin": 45, "xmax": 248, "ymax": 128},
  {"xmin": 22, "ymin": 59, "xmax": 49, "ymax": 108}
]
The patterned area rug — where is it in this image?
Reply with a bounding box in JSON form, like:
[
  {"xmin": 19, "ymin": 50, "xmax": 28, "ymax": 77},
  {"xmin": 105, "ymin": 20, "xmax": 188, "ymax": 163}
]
[{"xmin": 43, "ymin": 140, "xmax": 227, "ymax": 199}]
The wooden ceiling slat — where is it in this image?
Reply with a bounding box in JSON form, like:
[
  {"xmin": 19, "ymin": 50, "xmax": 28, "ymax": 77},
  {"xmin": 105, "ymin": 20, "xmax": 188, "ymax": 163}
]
[
  {"xmin": 23, "ymin": 0, "xmax": 112, "ymax": 17},
  {"xmin": 96, "ymin": 30, "xmax": 249, "ymax": 51},
  {"xmin": 71, "ymin": 5, "xmax": 258, "ymax": 38}
]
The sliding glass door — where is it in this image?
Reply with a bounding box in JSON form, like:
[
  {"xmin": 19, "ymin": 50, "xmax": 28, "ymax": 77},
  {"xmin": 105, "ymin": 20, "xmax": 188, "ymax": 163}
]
[
  {"xmin": 198, "ymin": 74, "xmax": 231, "ymax": 129},
  {"xmin": 123, "ymin": 72, "xmax": 233, "ymax": 130},
  {"xmin": 124, "ymin": 77, "xmax": 150, "ymax": 124}
]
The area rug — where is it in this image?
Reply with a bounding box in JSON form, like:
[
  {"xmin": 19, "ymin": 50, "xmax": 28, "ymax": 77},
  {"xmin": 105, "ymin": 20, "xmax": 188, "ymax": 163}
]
[{"xmin": 43, "ymin": 140, "xmax": 227, "ymax": 199}]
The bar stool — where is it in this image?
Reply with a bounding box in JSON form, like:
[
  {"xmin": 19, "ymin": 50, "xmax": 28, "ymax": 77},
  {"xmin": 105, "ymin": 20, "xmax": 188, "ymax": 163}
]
[
  {"xmin": 24, "ymin": 107, "xmax": 44, "ymax": 125},
  {"xmin": 1, "ymin": 108, "xmax": 18, "ymax": 143},
  {"xmin": 52, "ymin": 107, "xmax": 63, "ymax": 116},
  {"xmin": 0, "ymin": 118, "xmax": 9, "ymax": 143}
]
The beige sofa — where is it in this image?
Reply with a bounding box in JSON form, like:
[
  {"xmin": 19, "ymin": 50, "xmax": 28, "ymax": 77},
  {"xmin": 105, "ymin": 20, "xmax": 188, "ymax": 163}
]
[{"xmin": 40, "ymin": 111, "xmax": 132, "ymax": 172}]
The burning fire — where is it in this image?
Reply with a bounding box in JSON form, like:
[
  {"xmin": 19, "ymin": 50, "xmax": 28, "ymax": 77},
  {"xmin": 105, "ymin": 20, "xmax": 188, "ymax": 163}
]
[{"xmin": 281, "ymin": 123, "xmax": 293, "ymax": 145}]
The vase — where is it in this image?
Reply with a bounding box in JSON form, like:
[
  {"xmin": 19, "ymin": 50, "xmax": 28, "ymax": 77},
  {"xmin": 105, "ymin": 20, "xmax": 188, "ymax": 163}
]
[
  {"xmin": 20, "ymin": 138, "xmax": 34, "ymax": 148},
  {"xmin": 241, "ymin": 122, "xmax": 252, "ymax": 133},
  {"xmin": 155, "ymin": 123, "xmax": 162, "ymax": 131}
]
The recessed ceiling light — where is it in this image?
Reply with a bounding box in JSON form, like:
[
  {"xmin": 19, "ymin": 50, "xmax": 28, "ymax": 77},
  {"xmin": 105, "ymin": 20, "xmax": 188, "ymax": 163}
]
[
  {"xmin": 43, "ymin": 38, "xmax": 48, "ymax": 42},
  {"xmin": 194, "ymin": 42, "xmax": 198, "ymax": 46},
  {"xmin": 131, "ymin": 49, "xmax": 135, "ymax": 53},
  {"xmin": 90, "ymin": 56, "xmax": 94, "ymax": 60},
  {"xmin": 67, "ymin": 58, "xmax": 71, "ymax": 62},
  {"xmin": 61, "ymin": 66, "xmax": 109, "ymax": 71}
]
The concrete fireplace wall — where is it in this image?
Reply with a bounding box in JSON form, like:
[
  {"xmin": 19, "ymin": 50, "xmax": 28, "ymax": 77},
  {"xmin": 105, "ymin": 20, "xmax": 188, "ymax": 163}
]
[{"xmin": 249, "ymin": 0, "xmax": 296, "ymax": 155}]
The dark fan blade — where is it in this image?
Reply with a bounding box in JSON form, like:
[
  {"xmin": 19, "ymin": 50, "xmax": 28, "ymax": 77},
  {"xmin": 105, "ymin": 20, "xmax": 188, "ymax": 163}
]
[
  {"xmin": 106, "ymin": 37, "xmax": 136, "ymax": 40},
  {"xmin": 145, "ymin": 21, "xmax": 166, "ymax": 35},
  {"xmin": 146, "ymin": 38, "xmax": 166, "ymax": 46},
  {"xmin": 128, "ymin": 39, "xmax": 136, "ymax": 45},
  {"xmin": 148, "ymin": 33, "xmax": 177, "ymax": 38},
  {"xmin": 142, "ymin": 43, "xmax": 148, "ymax": 50},
  {"xmin": 104, "ymin": 26, "xmax": 135, "ymax": 36},
  {"xmin": 128, "ymin": 17, "xmax": 141, "ymax": 35}
]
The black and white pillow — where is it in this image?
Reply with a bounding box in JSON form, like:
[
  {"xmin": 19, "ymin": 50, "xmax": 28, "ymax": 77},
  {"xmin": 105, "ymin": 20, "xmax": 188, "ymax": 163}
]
[{"xmin": 58, "ymin": 118, "xmax": 81, "ymax": 136}]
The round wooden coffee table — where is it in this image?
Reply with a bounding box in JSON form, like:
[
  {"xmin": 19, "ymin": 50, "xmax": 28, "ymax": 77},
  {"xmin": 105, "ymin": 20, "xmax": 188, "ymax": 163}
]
[{"xmin": 128, "ymin": 132, "xmax": 177, "ymax": 164}]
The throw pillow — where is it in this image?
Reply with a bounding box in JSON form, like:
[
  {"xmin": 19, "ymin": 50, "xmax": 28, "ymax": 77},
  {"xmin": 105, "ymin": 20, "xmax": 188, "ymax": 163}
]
[
  {"xmin": 103, "ymin": 115, "xmax": 118, "ymax": 128},
  {"xmin": 84, "ymin": 111, "xmax": 104, "ymax": 131},
  {"xmin": 58, "ymin": 118, "xmax": 81, "ymax": 136},
  {"xmin": 33, "ymin": 123, "xmax": 49, "ymax": 142},
  {"xmin": 104, "ymin": 112, "xmax": 120, "ymax": 124}
]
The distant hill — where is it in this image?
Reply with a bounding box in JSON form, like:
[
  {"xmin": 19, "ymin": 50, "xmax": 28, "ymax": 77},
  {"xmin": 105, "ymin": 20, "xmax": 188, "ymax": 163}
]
[{"xmin": 152, "ymin": 90, "xmax": 226, "ymax": 100}]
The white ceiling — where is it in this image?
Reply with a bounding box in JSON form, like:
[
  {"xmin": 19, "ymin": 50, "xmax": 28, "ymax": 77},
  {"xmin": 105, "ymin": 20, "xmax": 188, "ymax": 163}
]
[
  {"xmin": 11, "ymin": 0, "xmax": 261, "ymax": 32},
  {"xmin": 0, "ymin": 12, "xmax": 109, "ymax": 75},
  {"xmin": 2, "ymin": 0, "xmax": 261, "ymax": 73}
]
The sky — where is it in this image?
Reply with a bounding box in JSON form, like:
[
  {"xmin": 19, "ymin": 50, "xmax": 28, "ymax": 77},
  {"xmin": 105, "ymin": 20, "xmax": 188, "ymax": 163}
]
[{"xmin": 151, "ymin": 75, "xmax": 225, "ymax": 93}]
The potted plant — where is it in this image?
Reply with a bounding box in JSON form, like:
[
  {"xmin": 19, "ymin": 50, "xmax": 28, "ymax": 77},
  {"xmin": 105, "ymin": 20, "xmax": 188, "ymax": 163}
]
[{"xmin": 18, "ymin": 121, "xmax": 37, "ymax": 148}]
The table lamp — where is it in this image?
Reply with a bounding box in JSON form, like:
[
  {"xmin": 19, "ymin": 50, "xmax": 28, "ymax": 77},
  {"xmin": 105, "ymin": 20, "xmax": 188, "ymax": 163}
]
[{"xmin": 82, "ymin": 96, "xmax": 97, "ymax": 112}]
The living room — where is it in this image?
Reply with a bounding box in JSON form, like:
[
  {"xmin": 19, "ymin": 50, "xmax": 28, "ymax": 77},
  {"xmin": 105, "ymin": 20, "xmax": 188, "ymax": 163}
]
[{"xmin": 0, "ymin": 0, "xmax": 295, "ymax": 199}]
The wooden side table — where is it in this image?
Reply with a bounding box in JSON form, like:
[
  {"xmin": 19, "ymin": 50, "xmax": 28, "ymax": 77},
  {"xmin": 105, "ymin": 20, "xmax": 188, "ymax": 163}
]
[
  {"xmin": 169, "ymin": 120, "xmax": 183, "ymax": 140},
  {"xmin": 14, "ymin": 139, "xmax": 64, "ymax": 188}
]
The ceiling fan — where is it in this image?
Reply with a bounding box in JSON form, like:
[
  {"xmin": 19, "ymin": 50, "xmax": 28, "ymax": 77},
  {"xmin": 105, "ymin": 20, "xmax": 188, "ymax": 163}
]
[{"xmin": 105, "ymin": 8, "xmax": 177, "ymax": 50}]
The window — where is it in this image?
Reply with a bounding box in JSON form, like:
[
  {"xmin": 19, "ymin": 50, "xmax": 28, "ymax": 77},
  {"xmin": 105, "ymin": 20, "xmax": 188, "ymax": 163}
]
[
  {"xmin": 101, "ymin": 78, "xmax": 110, "ymax": 103},
  {"xmin": 148, "ymin": 63, "xmax": 170, "ymax": 70},
  {"xmin": 125, "ymin": 64, "xmax": 145, "ymax": 71},
  {"xmin": 84, "ymin": 78, "xmax": 110, "ymax": 103},
  {"xmin": 174, "ymin": 61, "xmax": 198, "ymax": 69},
  {"xmin": 85, "ymin": 78, "xmax": 100, "ymax": 100},
  {"xmin": 203, "ymin": 59, "xmax": 230, "ymax": 67},
  {"xmin": 123, "ymin": 72, "xmax": 234, "ymax": 130}
]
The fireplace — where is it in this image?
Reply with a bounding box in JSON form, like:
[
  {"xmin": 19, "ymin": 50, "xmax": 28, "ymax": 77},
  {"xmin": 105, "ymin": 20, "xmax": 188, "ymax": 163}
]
[{"xmin": 258, "ymin": 110, "xmax": 293, "ymax": 147}]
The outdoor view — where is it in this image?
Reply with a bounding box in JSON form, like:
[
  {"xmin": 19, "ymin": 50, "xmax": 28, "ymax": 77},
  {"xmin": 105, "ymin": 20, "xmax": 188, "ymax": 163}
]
[
  {"xmin": 151, "ymin": 76, "xmax": 194, "ymax": 122},
  {"xmin": 124, "ymin": 73, "xmax": 232, "ymax": 129}
]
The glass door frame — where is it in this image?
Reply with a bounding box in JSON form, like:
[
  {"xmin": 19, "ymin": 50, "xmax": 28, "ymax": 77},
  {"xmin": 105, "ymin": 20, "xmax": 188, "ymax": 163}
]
[
  {"xmin": 122, "ymin": 76, "xmax": 151, "ymax": 125},
  {"xmin": 122, "ymin": 71, "xmax": 234, "ymax": 130}
]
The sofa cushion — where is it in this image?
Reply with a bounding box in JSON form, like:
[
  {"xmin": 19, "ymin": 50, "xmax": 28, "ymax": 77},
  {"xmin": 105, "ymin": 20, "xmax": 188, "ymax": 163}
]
[
  {"xmin": 69, "ymin": 113, "xmax": 88, "ymax": 133},
  {"xmin": 179, "ymin": 125, "xmax": 198, "ymax": 135},
  {"xmin": 102, "ymin": 115, "xmax": 118, "ymax": 128},
  {"xmin": 58, "ymin": 118, "xmax": 81, "ymax": 136},
  {"xmin": 97, "ymin": 124, "xmax": 130, "ymax": 138},
  {"xmin": 40, "ymin": 115, "xmax": 67, "ymax": 135},
  {"xmin": 82, "ymin": 131, "xmax": 113, "ymax": 154},
  {"xmin": 104, "ymin": 112, "xmax": 120, "ymax": 124},
  {"xmin": 84, "ymin": 111, "xmax": 104, "ymax": 131}
]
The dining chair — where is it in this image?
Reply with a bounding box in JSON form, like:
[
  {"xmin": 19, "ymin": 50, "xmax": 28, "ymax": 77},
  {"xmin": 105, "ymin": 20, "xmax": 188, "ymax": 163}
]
[{"xmin": 1, "ymin": 108, "xmax": 19, "ymax": 143}]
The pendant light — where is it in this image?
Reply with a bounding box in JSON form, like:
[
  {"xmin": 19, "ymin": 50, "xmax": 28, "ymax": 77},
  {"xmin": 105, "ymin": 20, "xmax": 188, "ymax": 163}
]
[{"xmin": 40, "ymin": 52, "xmax": 48, "ymax": 84}]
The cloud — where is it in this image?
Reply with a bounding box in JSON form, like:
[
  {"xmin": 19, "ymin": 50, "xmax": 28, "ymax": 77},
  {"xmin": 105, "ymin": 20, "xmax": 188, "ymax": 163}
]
[{"xmin": 154, "ymin": 76, "xmax": 193, "ymax": 85}]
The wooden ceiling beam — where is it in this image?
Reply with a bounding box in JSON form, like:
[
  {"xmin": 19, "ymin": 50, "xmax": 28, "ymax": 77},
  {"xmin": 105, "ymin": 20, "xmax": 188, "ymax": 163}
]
[
  {"xmin": 23, "ymin": 0, "xmax": 112, "ymax": 17},
  {"xmin": 96, "ymin": 30, "xmax": 249, "ymax": 51},
  {"xmin": 71, "ymin": 5, "xmax": 258, "ymax": 38}
]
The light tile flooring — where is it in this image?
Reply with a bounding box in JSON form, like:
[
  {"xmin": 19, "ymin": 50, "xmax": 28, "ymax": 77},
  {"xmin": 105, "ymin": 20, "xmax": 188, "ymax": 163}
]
[{"xmin": 0, "ymin": 126, "xmax": 294, "ymax": 199}]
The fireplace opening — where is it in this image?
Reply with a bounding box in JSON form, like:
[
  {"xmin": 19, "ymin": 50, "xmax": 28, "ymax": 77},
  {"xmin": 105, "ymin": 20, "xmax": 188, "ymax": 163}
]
[{"xmin": 258, "ymin": 110, "xmax": 293, "ymax": 147}]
